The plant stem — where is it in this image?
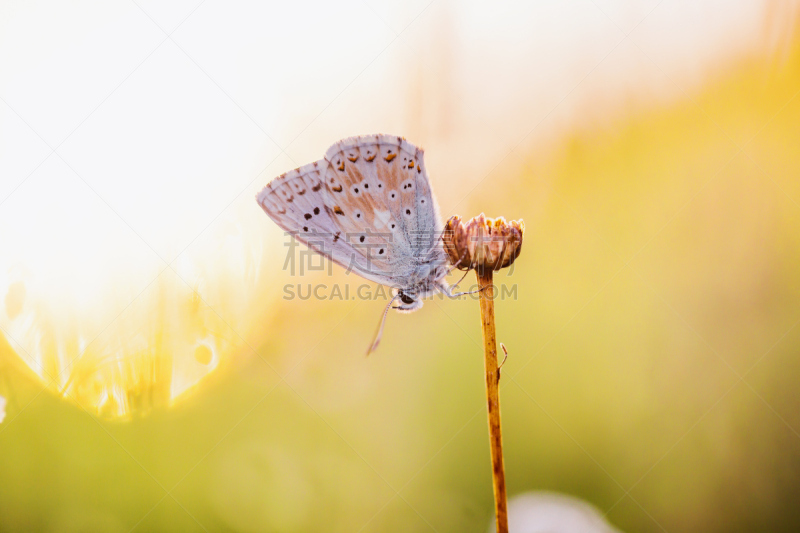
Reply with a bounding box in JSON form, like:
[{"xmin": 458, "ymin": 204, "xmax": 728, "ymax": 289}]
[{"xmin": 476, "ymin": 269, "xmax": 508, "ymax": 533}]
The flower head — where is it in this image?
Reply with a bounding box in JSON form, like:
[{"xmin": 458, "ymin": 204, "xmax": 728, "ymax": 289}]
[{"xmin": 444, "ymin": 213, "xmax": 524, "ymax": 273}]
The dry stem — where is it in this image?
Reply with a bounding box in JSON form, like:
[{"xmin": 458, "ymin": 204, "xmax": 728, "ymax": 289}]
[{"xmin": 477, "ymin": 268, "xmax": 508, "ymax": 533}]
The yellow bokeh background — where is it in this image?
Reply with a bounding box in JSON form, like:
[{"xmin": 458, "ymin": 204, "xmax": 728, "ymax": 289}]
[{"xmin": 1, "ymin": 2, "xmax": 800, "ymax": 531}]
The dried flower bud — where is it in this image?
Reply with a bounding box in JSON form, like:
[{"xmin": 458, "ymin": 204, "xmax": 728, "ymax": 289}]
[{"xmin": 444, "ymin": 213, "xmax": 524, "ymax": 273}]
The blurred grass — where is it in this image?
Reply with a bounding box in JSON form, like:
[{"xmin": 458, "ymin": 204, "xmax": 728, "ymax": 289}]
[{"xmin": 2, "ymin": 35, "xmax": 800, "ymax": 533}]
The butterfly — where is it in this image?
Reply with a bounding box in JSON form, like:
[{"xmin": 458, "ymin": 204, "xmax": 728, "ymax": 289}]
[{"xmin": 256, "ymin": 134, "xmax": 472, "ymax": 353}]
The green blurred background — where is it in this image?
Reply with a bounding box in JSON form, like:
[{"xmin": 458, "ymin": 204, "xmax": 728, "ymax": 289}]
[{"xmin": 2, "ymin": 1, "xmax": 800, "ymax": 532}]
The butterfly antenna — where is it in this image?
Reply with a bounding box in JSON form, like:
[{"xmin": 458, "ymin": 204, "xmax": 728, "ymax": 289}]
[{"xmin": 367, "ymin": 293, "xmax": 401, "ymax": 356}]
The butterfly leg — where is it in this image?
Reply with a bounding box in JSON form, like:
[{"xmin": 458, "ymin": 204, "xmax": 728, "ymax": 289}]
[
  {"xmin": 437, "ymin": 280, "xmax": 489, "ymax": 299},
  {"xmin": 439, "ymin": 246, "xmax": 472, "ymax": 292},
  {"xmin": 449, "ymin": 267, "xmax": 471, "ymax": 292},
  {"xmin": 450, "ymin": 286, "xmax": 488, "ymax": 297}
]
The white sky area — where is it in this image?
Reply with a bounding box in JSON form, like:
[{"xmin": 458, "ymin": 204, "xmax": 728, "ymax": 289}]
[{"xmin": 0, "ymin": 0, "xmax": 789, "ymax": 364}]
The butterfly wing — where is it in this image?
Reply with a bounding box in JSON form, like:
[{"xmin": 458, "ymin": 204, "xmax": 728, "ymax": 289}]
[
  {"xmin": 257, "ymin": 135, "xmax": 444, "ymax": 288},
  {"xmin": 324, "ymin": 134, "xmax": 443, "ymax": 256},
  {"xmin": 256, "ymin": 160, "xmax": 385, "ymax": 283}
]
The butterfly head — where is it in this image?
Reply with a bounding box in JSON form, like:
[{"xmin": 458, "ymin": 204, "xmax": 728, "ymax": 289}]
[{"xmin": 394, "ymin": 289, "xmax": 423, "ymax": 313}]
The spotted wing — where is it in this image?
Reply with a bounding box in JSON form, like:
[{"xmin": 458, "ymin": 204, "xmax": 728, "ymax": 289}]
[
  {"xmin": 321, "ymin": 135, "xmax": 444, "ymax": 284},
  {"xmin": 256, "ymin": 135, "xmax": 443, "ymax": 288},
  {"xmin": 256, "ymin": 160, "xmax": 389, "ymax": 284}
]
